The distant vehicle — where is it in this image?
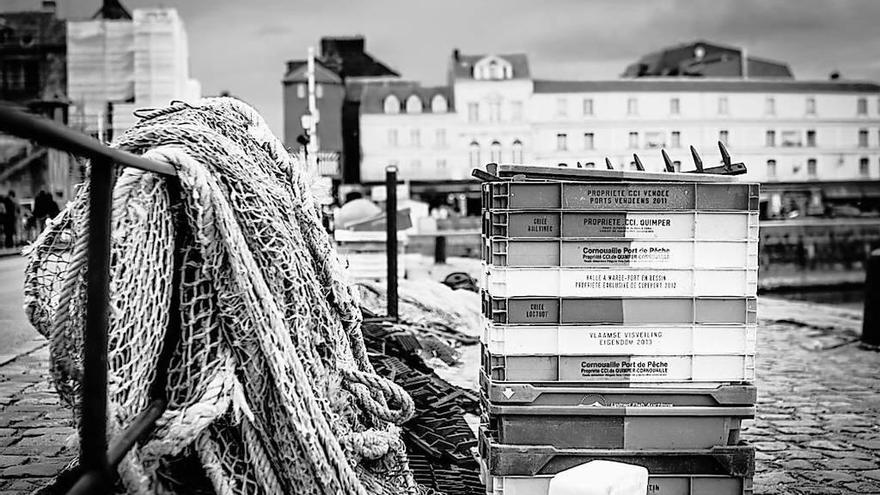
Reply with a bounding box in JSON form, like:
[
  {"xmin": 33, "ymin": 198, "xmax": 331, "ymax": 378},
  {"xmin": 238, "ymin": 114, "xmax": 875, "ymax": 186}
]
[{"xmin": 828, "ymin": 205, "xmax": 862, "ymax": 217}]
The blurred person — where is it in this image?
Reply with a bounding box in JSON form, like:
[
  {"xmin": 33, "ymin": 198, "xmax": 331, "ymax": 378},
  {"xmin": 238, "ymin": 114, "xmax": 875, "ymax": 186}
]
[{"xmin": 2, "ymin": 190, "xmax": 18, "ymax": 247}]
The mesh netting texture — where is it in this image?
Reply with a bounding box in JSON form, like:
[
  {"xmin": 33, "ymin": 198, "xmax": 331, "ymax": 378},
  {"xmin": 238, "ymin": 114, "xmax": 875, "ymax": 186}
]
[{"xmin": 23, "ymin": 97, "xmax": 421, "ymax": 495}]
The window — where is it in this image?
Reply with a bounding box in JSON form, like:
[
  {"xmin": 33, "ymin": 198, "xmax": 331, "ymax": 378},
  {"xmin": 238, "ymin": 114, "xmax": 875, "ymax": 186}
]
[
  {"xmin": 435, "ymin": 129, "xmax": 446, "ymax": 147},
  {"xmin": 673, "ymin": 161, "xmax": 682, "ymax": 172},
  {"xmin": 511, "ymin": 101, "xmax": 523, "ymax": 121},
  {"xmin": 489, "ymin": 101, "xmax": 502, "ymax": 123},
  {"xmin": 410, "ymin": 129, "xmax": 420, "ymax": 147},
  {"xmin": 766, "ymin": 130, "xmax": 776, "ymax": 147},
  {"xmin": 718, "ymin": 97, "xmax": 728, "ymax": 115},
  {"xmin": 296, "ymin": 84, "xmax": 305, "ymax": 98},
  {"xmin": 490, "ymin": 141, "xmax": 502, "ymax": 163},
  {"xmin": 645, "ymin": 131, "xmax": 664, "ymax": 149},
  {"xmin": 431, "ymin": 94, "xmax": 448, "ymax": 113},
  {"xmin": 860, "ymin": 157, "xmax": 870, "ymax": 177},
  {"xmin": 556, "ymin": 98, "xmax": 568, "ymax": 117},
  {"xmin": 765, "ymin": 97, "xmax": 776, "ymax": 115},
  {"xmin": 627, "ymin": 98, "xmax": 638, "ymax": 115},
  {"xmin": 584, "ymin": 132, "xmax": 594, "ymax": 150},
  {"xmin": 628, "ymin": 131, "xmax": 639, "ymax": 149},
  {"xmin": 467, "ymin": 102, "xmax": 479, "ymax": 122},
  {"xmin": 671, "ymin": 131, "xmax": 681, "ymax": 148},
  {"xmin": 1, "ymin": 60, "xmax": 37, "ymax": 91},
  {"xmin": 670, "ymin": 97, "xmax": 680, "ymax": 115},
  {"xmin": 806, "ymin": 97, "xmax": 816, "ymax": 115},
  {"xmin": 437, "ymin": 159, "xmax": 447, "ymax": 170},
  {"xmin": 406, "ymin": 95, "xmax": 422, "ymax": 113},
  {"xmin": 556, "ymin": 133, "xmax": 568, "ymax": 151},
  {"xmin": 806, "ymin": 130, "xmax": 816, "ymax": 147},
  {"xmin": 859, "ymin": 129, "xmax": 869, "ymax": 147},
  {"xmin": 316, "ymin": 84, "xmax": 323, "ymax": 99},
  {"xmin": 383, "ymin": 95, "xmax": 400, "ymax": 114},
  {"xmin": 858, "ymin": 97, "xmax": 868, "ymax": 115},
  {"xmin": 583, "ymin": 98, "xmax": 594, "ymax": 116},
  {"xmin": 781, "ymin": 130, "xmax": 802, "ymax": 147},
  {"xmin": 512, "ymin": 140, "xmax": 523, "ymax": 164},
  {"xmin": 411, "ymin": 159, "xmax": 422, "ymax": 171},
  {"xmin": 767, "ymin": 159, "xmax": 777, "ymax": 179},
  {"xmin": 387, "ymin": 129, "xmax": 398, "ymax": 147},
  {"xmin": 719, "ymin": 130, "xmax": 729, "ymax": 145},
  {"xmin": 469, "ymin": 141, "xmax": 480, "ymax": 168},
  {"xmin": 807, "ymin": 158, "xmax": 817, "ymax": 178}
]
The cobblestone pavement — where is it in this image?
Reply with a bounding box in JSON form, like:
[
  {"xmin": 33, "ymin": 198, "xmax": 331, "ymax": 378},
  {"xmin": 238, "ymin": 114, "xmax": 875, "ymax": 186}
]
[
  {"xmin": 0, "ymin": 341, "xmax": 74, "ymax": 494},
  {"xmin": 744, "ymin": 300, "xmax": 880, "ymax": 494},
  {"xmin": 0, "ymin": 299, "xmax": 878, "ymax": 494}
]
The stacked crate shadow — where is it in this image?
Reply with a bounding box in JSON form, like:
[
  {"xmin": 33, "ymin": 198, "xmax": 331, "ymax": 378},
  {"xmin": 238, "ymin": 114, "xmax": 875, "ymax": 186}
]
[{"xmin": 478, "ymin": 178, "xmax": 760, "ymax": 495}]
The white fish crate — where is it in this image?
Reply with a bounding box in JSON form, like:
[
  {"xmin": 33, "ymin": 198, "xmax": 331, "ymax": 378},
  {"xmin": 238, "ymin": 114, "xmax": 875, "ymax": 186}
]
[
  {"xmin": 484, "ymin": 211, "xmax": 759, "ymax": 241},
  {"xmin": 482, "ymin": 322, "xmax": 757, "ymax": 356},
  {"xmin": 483, "ymin": 266, "xmax": 758, "ymax": 298},
  {"xmin": 484, "ymin": 238, "xmax": 758, "ymax": 269}
]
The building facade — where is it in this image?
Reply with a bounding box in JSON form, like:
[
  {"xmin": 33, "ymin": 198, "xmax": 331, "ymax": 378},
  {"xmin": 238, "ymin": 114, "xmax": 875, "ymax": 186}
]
[{"xmin": 357, "ymin": 42, "xmax": 880, "ymax": 217}]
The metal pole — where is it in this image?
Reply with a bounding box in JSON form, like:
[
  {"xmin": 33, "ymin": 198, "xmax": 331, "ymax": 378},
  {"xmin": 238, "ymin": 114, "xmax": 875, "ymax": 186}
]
[
  {"xmin": 861, "ymin": 249, "xmax": 880, "ymax": 347},
  {"xmin": 386, "ymin": 166, "xmax": 398, "ymax": 320},
  {"xmin": 80, "ymin": 158, "xmax": 115, "ymax": 490}
]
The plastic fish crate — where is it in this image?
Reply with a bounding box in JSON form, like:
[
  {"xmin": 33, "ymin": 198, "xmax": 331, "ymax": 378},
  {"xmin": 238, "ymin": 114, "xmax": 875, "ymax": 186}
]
[
  {"xmin": 483, "ymin": 238, "xmax": 758, "ymax": 269},
  {"xmin": 483, "ymin": 266, "xmax": 758, "ymax": 298},
  {"xmin": 484, "ymin": 181, "xmax": 760, "ymax": 211},
  {"xmin": 478, "ymin": 427, "xmax": 755, "ymax": 478},
  {"xmin": 482, "ymin": 399, "xmax": 754, "ymax": 449},
  {"xmin": 481, "ymin": 322, "xmax": 757, "ymax": 356},
  {"xmin": 483, "ymin": 469, "xmax": 753, "ymax": 495},
  {"xmin": 482, "ymin": 346, "xmax": 756, "ymax": 385},
  {"xmin": 478, "ymin": 371, "xmax": 757, "ymax": 406},
  {"xmin": 482, "ymin": 294, "xmax": 758, "ymax": 326},
  {"xmin": 483, "ymin": 211, "xmax": 759, "ymax": 241}
]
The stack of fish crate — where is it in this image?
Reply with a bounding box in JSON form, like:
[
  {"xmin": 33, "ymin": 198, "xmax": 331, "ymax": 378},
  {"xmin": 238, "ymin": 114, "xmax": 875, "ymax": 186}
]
[{"xmin": 478, "ymin": 165, "xmax": 759, "ymax": 495}]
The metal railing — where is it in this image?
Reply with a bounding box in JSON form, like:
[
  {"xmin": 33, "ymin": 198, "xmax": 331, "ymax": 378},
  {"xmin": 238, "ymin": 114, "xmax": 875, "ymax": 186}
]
[
  {"xmin": 0, "ymin": 105, "xmax": 402, "ymax": 493},
  {"xmin": 0, "ymin": 106, "xmax": 178, "ymax": 494}
]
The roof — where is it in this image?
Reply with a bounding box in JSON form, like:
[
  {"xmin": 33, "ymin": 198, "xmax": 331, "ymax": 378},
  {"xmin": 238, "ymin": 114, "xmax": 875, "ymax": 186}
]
[
  {"xmin": 282, "ymin": 59, "xmax": 343, "ymax": 84},
  {"xmin": 450, "ymin": 53, "xmax": 530, "ymax": 80},
  {"xmin": 533, "ymin": 78, "xmax": 880, "ymax": 94},
  {"xmin": 623, "ymin": 40, "xmax": 793, "ymax": 79},
  {"xmin": 320, "ymin": 36, "xmax": 399, "ymax": 78},
  {"xmin": 92, "ymin": 0, "xmax": 132, "ymax": 20},
  {"xmin": 359, "ymin": 81, "xmax": 453, "ymax": 114}
]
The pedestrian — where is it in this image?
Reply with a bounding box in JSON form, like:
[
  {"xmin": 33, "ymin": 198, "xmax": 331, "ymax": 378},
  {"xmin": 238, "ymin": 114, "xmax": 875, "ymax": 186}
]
[
  {"xmin": 1, "ymin": 191, "xmax": 17, "ymax": 248},
  {"xmin": 33, "ymin": 190, "xmax": 48, "ymax": 233}
]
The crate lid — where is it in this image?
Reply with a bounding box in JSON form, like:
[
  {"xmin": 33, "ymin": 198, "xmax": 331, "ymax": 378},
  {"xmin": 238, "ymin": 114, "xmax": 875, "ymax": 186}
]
[{"xmin": 496, "ymin": 164, "xmax": 746, "ymax": 183}]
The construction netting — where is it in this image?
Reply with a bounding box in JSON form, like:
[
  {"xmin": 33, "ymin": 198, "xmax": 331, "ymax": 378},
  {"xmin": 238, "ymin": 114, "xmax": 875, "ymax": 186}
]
[{"xmin": 23, "ymin": 98, "xmax": 421, "ymax": 495}]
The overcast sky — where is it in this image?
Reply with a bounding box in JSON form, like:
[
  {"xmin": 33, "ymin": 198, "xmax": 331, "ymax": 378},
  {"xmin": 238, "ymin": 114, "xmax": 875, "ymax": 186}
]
[{"xmin": 5, "ymin": 0, "xmax": 880, "ymax": 134}]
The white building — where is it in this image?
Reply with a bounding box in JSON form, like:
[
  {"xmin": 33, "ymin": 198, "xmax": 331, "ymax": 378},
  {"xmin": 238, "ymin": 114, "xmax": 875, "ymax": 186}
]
[
  {"xmin": 67, "ymin": 7, "xmax": 200, "ymax": 137},
  {"xmin": 358, "ymin": 43, "xmax": 880, "ymax": 216}
]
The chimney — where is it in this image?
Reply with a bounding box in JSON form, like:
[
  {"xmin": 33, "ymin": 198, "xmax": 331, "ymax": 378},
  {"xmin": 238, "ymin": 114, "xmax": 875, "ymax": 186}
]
[{"xmin": 42, "ymin": 1, "xmax": 56, "ymax": 12}]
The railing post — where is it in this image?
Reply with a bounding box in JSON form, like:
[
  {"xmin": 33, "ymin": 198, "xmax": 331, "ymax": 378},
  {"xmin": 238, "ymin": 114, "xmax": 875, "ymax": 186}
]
[
  {"xmin": 80, "ymin": 158, "xmax": 115, "ymax": 489},
  {"xmin": 434, "ymin": 235, "xmax": 447, "ymax": 264},
  {"xmin": 385, "ymin": 166, "xmax": 398, "ymax": 320},
  {"xmin": 862, "ymin": 249, "xmax": 880, "ymax": 348}
]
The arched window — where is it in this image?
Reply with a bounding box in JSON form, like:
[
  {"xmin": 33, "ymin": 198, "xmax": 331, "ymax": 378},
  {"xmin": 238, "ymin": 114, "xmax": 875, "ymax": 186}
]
[
  {"xmin": 405, "ymin": 95, "xmax": 422, "ymax": 114},
  {"xmin": 490, "ymin": 141, "xmax": 502, "ymax": 163},
  {"xmin": 469, "ymin": 141, "xmax": 480, "ymax": 168},
  {"xmin": 512, "ymin": 140, "xmax": 523, "ymax": 164},
  {"xmin": 384, "ymin": 94, "xmax": 400, "ymax": 114},
  {"xmin": 431, "ymin": 94, "xmax": 448, "ymax": 113}
]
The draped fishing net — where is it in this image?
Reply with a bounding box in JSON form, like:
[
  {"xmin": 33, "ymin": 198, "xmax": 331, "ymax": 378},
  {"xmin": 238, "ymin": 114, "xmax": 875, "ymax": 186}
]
[{"xmin": 23, "ymin": 97, "xmax": 421, "ymax": 495}]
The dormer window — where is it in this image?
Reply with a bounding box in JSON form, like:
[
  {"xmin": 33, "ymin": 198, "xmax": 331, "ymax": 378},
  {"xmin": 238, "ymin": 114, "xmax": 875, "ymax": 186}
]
[
  {"xmin": 383, "ymin": 94, "xmax": 400, "ymax": 114},
  {"xmin": 431, "ymin": 94, "xmax": 448, "ymax": 113},
  {"xmin": 405, "ymin": 95, "xmax": 422, "ymax": 114},
  {"xmin": 474, "ymin": 56, "xmax": 513, "ymax": 80}
]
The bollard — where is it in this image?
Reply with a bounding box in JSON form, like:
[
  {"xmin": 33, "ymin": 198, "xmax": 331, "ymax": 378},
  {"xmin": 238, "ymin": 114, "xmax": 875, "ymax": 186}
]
[
  {"xmin": 862, "ymin": 249, "xmax": 880, "ymax": 347},
  {"xmin": 434, "ymin": 235, "xmax": 447, "ymax": 264}
]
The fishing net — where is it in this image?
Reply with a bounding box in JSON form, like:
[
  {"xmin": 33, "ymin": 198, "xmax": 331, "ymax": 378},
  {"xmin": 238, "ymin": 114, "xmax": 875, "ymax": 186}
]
[{"xmin": 23, "ymin": 97, "xmax": 420, "ymax": 494}]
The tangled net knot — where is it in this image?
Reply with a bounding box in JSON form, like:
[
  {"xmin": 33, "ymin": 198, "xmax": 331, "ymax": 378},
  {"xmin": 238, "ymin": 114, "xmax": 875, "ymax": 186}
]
[{"xmin": 23, "ymin": 97, "xmax": 420, "ymax": 494}]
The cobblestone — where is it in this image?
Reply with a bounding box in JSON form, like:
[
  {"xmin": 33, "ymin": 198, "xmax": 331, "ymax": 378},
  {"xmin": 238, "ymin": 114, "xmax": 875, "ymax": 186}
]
[{"xmin": 742, "ymin": 301, "xmax": 880, "ymax": 495}]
